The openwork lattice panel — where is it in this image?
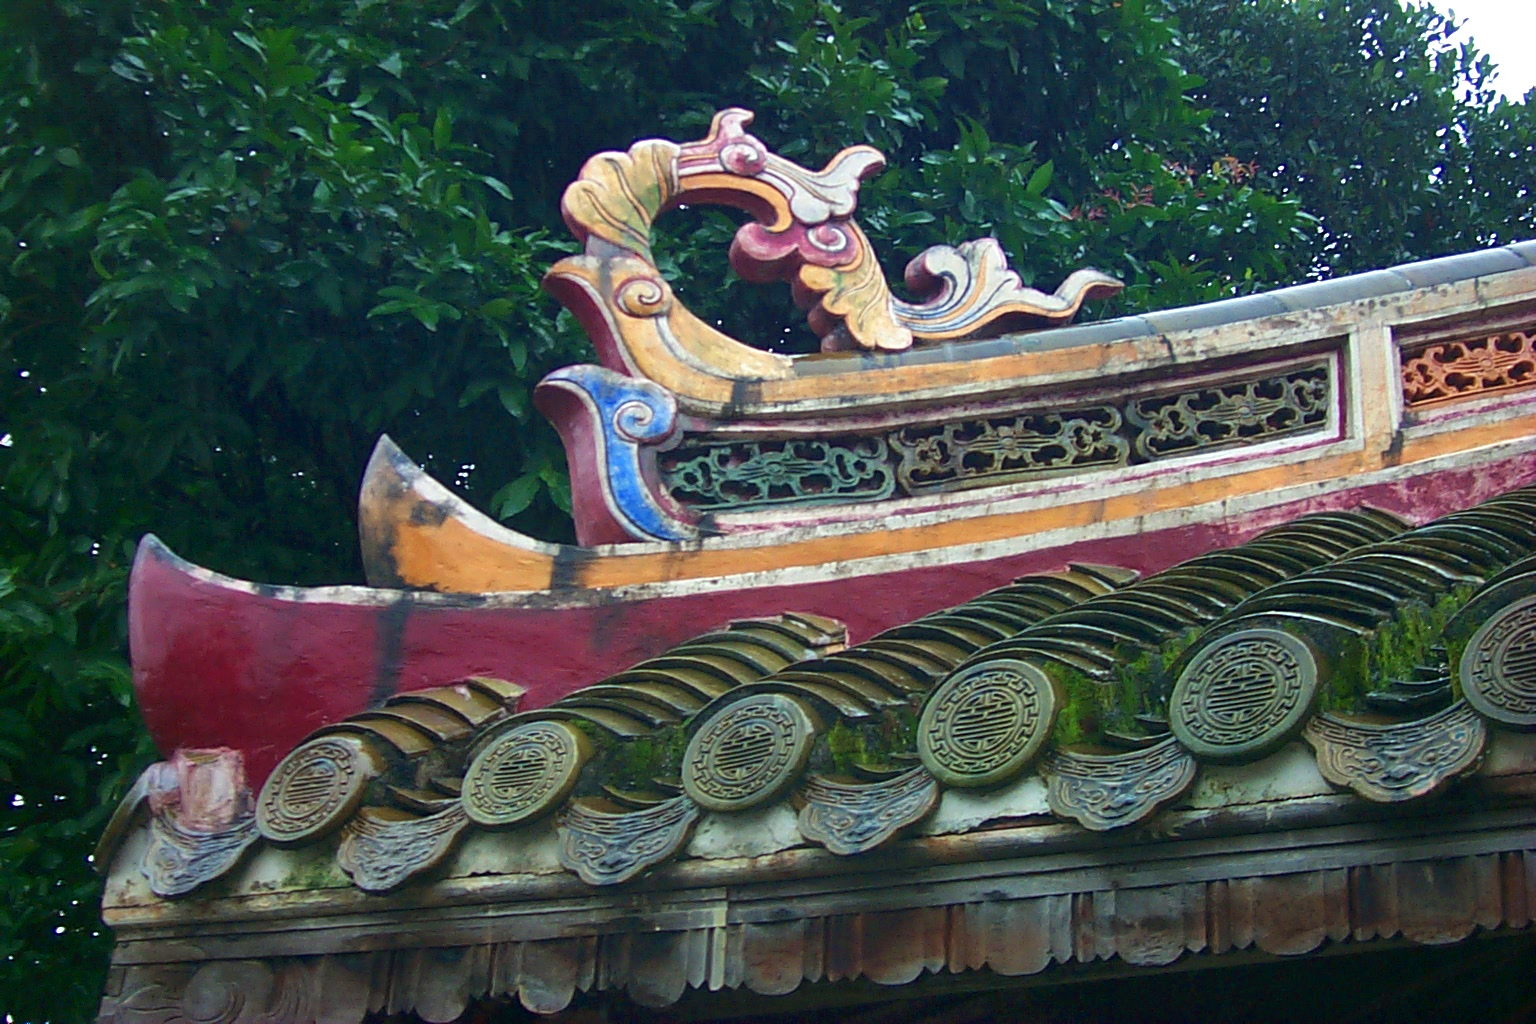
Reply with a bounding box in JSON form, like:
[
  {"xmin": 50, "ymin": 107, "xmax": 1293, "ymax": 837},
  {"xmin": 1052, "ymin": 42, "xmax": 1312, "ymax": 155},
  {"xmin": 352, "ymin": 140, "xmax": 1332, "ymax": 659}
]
[{"xmin": 1401, "ymin": 327, "xmax": 1536, "ymax": 408}]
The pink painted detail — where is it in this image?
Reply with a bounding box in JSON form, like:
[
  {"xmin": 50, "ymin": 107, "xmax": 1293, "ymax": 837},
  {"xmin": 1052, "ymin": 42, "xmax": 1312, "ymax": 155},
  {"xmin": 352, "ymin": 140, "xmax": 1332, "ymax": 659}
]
[
  {"xmin": 132, "ymin": 454, "xmax": 1535, "ymax": 789},
  {"xmin": 675, "ymin": 108, "xmax": 883, "ymax": 225},
  {"xmin": 732, "ymin": 220, "xmax": 859, "ymax": 280},
  {"xmin": 146, "ymin": 749, "xmax": 250, "ymax": 832},
  {"xmin": 676, "ymin": 109, "xmax": 769, "ymax": 177}
]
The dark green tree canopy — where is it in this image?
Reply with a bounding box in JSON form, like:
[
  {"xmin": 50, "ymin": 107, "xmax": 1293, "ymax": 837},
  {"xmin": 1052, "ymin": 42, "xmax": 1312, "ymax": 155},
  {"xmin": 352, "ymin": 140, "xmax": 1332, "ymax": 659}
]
[
  {"xmin": 1172, "ymin": 0, "xmax": 1535, "ymax": 275},
  {"xmin": 2, "ymin": 1, "xmax": 1531, "ymax": 1018}
]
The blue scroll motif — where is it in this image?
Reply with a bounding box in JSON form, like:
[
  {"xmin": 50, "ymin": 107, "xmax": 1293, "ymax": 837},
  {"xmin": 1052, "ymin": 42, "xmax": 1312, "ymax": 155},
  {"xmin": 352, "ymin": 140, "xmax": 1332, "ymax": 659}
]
[{"xmin": 536, "ymin": 365, "xmax": 696, "ymax": 542}]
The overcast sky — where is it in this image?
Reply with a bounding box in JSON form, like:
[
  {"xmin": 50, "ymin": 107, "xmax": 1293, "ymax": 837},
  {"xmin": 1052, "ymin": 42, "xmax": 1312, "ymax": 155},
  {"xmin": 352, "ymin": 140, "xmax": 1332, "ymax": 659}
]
[{"xmin": 1433, "ymin": 0, "xmax": 1536, "ymax": 100}]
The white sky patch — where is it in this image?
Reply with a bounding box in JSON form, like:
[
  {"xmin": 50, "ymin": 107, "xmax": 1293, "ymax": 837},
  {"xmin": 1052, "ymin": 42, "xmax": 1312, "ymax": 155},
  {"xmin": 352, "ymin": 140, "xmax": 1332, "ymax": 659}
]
[{"xmin": 1432, "ymin": 0, "xmax": 1536, "ymax": 100}]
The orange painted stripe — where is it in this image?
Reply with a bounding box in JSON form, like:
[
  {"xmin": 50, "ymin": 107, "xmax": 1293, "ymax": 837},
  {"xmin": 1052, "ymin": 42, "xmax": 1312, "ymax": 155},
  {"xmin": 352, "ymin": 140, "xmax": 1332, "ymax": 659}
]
[{"xmin": 380, "ymin": 413, "xmax": 1536, "ymax": 595}]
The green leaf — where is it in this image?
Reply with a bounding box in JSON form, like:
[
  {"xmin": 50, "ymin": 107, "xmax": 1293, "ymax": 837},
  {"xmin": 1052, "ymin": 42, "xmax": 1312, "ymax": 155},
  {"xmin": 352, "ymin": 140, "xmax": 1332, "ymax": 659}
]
[
  {"xmin": 497, "ymin": 384, "xmax": 528, "ymax": 419},
  {"xmin": 413, "ymin": 304, "xmax": 441, "ymax": 331},
  {"xmin": 489, "ymin": 473, "xmax": 540, "ymax": 519},
  {"xmin": 1025, "ymin": 160, "xmax": 1054, "ymax": 196},
  {"xmin": 366, "ymin": 298, "xmax": 416, "ymax": 318},
  {"xmin": 232, "ymin": 30, "xmax": 264, "ymax": 56}
]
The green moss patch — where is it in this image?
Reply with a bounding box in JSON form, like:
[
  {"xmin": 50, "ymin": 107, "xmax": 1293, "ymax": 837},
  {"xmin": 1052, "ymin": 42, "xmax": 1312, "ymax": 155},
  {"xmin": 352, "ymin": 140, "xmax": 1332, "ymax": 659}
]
[
  {"xmin": 595, "ymin": 725, "xmax": 687, "ymax": 791},
  {"xmin": 1323, "ymin": 582, "xmax": 1476, "ymax": 713}
]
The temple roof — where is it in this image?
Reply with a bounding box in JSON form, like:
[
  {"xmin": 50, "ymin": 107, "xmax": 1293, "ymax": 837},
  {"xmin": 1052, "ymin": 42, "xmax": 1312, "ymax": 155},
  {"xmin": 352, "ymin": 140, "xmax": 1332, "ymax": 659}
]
[
  {"xmin": 96, "ymin": 114, "xmax": 1536, "ymax": 1022},
  {"xmin": 98, "ymin": 487, "xmax": 1536, "ymax": 1020}
]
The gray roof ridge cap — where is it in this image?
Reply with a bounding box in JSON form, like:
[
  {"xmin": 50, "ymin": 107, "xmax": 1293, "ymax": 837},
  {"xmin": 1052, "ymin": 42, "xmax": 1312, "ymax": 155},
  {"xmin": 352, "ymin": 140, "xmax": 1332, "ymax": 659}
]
[{"xmin": 1042, "ymin": 242, "xmax": 1536, "ymax": 347}]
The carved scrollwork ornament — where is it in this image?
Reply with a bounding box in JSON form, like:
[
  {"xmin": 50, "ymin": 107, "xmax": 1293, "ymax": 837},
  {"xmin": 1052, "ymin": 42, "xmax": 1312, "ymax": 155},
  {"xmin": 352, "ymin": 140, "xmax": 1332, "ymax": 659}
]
[
  {"xmin": 256, "ymin": 736, "xmax": 383, "ymax": 845},
  {"xmin": 461, "ymin": 720, "xmax": 592, "ymax": 827},
  {"xmin": 144, "ymin": 809, "xmax": 259, "ymax": 898},
  {"xmin": 918, "ymin": 658, "xmax": 1060, "ymax": 787},
  {"xmin": 796, "ymin": 767, "xmax": 940, "ymax": 855},
  {"xmin": 557, "ymin": 795, "xmax": 701, "ymax": 886},
  {"xmin": 1170, "ymin": 627, "xmax": 1321, "ymax": 761},
  {"xmin": 1458, "ymin": 594, "xmax": 1536, "ymax": 728},
  {"xmin": 682, "ymin": 693, "xmax": 817, "ymax": 811},
  {"xmin": 1043, "ymin": 737, "xmax": 1197, "ymax": 831},
  {"xmin": 337, "ymin": 804, "xmax": 470, "ymax": 892},
  {"xmin": 550, "ymin": 107, "xmax": 1120, "ymax": 355},
  {"xmin": 533, "ymin": 364, "xmax": 695, "ymax": 544},
  {"xmin": 1302, "ymin": 701, "xmax": 1486, "ymax": 802},
  {"xmin": 614, "ymin": 275, "xmax": 673, "ymax": 318}
]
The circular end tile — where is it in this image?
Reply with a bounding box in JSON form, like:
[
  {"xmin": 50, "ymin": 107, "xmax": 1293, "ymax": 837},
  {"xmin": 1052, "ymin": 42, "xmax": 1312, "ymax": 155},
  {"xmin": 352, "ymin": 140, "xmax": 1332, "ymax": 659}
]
[
  {"xmin": 1171, "ymin": 627, "xmax": 1320, "ymax": 761},
  {"xmin": 256, "ymin": 735, "xmax": 380, "ymax": 845},
  {"xmin": 918, "ymin": 658, "xmax": 1059, "ymax": 787},
  {"xmin": 1459, "ymin": 594, "xmax": 1536, "ymax": 728},
  {"xmin": 461, "ymin": 720, "xmax": 591, "ymax": 826},
  {"xmin": 682, "ymin": 694, "xmax": 816, "ymax": 812}
]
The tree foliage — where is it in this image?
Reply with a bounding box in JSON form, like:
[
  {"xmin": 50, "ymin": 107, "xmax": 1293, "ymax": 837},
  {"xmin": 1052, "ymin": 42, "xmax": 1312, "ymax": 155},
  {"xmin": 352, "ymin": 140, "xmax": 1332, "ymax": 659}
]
[
  {"xmin": 1171, "ymin": 0, "xmax": 1536, "ymax": 275},
  {"xmin": 1, "ymin": 1, "xmax": 1530, "ymax": 1019}
]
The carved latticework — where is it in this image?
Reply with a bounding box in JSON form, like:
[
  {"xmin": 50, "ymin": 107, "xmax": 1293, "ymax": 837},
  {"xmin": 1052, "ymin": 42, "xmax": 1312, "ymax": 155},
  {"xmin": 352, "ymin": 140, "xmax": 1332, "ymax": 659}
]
[
  {"xmin": 660, "ymin": 361, "xmax": 1333, "ymax": 513},
  {"xmin": 660, "ymin": 437, "xmax": 895, "ymax": 511},
  {"xmin": 892, "ymin": 407, "xmax": 1127, "ymax": 493},
  {"xmin": 1401, "ymin": 328, "xmax": 1536, "ymax": 407},
  {"xmin": 1126, "ymin": 366, "xmax": 1330, "ymax": 458}
]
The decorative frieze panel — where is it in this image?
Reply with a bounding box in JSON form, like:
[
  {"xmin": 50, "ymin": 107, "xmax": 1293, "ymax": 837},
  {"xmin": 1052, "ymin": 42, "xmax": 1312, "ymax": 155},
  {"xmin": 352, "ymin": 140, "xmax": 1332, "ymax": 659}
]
[
  {"xmin": 1126, "ymin": 366, "xmax": 1330, "ymax": 459},
  {"xmin": 891, "ymin": 408, "xmax": 1126, "ymax": 493},
  {"xmin": 1401, "ymin": 328, "xmax": 1536, "ymax": 407},
  {"xmin": 659, "ymin": 361, "xmax": 1334, "ymax": 514},
  {"xmin": 660, "ymin": 438, "xmax": 895, "ymax": 511}
]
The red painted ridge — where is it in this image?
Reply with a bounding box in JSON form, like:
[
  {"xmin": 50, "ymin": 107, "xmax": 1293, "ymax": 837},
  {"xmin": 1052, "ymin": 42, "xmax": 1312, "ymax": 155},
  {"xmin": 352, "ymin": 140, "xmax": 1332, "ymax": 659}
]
[{"xmin": 132, "ymin": 452, "xmax": 1536, "ymax": 787}]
